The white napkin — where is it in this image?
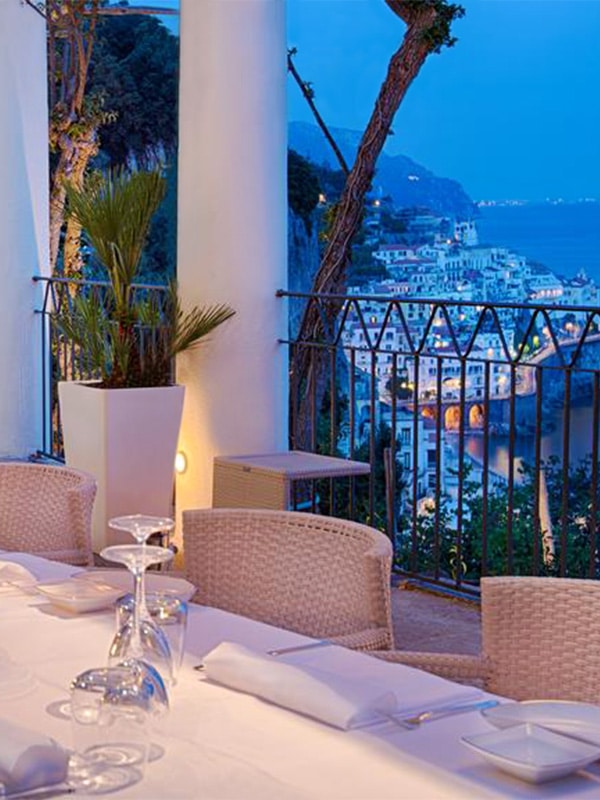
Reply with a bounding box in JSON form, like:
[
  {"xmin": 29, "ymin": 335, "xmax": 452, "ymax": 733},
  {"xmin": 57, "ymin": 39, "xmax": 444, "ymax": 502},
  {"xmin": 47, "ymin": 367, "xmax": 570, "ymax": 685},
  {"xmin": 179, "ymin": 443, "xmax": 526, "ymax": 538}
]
[
  {"xmin": 0, "ymin": 561, "xmax": 36, "ymax": 589},
  {"xmin": 0, "ymin": 718, "xmax": 69, "ymax": 795},
  {"xmin": 202, "ymin": 642, "xmax": 398, "ymax": 730}
]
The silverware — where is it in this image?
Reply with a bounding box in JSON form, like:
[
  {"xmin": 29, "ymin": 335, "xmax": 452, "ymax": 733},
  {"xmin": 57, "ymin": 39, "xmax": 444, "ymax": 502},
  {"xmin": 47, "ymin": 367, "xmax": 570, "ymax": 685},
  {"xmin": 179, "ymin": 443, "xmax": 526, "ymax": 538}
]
[
  {"xmin": 266, "ymin": 640, "xmax": 332, "ymax": 657},
  {"xmin": 387, "ymin": 698, "xmax": 500, "ymax": 729},
  {"xmin": 2, "ymin": 784, "xmax": 74, "ymax": 799},
  {"xmin": 193, "ymin": 638, "xmax": 333, "ymax": 670}
]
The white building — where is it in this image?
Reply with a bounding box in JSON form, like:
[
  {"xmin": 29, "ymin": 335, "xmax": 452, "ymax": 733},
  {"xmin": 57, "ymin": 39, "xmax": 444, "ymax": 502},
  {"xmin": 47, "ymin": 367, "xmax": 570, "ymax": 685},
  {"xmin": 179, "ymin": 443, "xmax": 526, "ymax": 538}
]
[
  {"xmin": 454, "ymin": 220, "xmax": 478, "ymax": 247},
  {"xmin": 373, "ymin": 244, "xmax": 418, "ymax": 265},
  {"xmin": 527, "ymin": 265, "xmax": 564, "ymax": 302}
]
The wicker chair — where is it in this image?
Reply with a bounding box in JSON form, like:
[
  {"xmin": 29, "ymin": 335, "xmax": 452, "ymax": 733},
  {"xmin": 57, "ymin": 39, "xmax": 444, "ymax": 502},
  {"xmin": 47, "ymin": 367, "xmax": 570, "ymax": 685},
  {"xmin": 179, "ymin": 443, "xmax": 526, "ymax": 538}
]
[
  {"xmin": 182, "ymin": 508, "xmax": 394, "ymax": 651},
  {"xmin": 0, "ymin": 462, "xmax": 96, "ymax": 566},
  {"xmin": 373, "ymin": 576, "xmax": 600, "ymax": 703}
]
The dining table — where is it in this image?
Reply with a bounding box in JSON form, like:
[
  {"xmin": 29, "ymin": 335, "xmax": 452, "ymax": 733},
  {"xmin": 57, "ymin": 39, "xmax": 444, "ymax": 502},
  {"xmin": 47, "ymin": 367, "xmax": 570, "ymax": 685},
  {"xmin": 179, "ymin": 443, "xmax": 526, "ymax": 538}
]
[{"xmin": 2, "ymin": 550, "xmax": 600, "ymax": 800}]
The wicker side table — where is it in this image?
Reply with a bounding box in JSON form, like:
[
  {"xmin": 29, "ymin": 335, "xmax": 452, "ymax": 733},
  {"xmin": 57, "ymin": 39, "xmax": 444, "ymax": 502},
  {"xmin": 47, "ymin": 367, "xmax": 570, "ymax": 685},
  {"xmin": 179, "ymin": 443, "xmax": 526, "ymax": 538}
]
[{"xmin": 212, "ymin": 451, "xmax": 370, "ymax": 510}]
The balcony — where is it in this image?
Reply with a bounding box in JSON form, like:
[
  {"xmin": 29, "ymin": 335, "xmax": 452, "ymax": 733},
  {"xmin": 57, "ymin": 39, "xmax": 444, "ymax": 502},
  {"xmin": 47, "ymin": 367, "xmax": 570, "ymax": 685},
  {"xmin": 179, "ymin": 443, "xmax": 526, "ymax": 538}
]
[
  {"xmin": 36, "ymin": 278, "xmax": 600, "ymax": 598},
  {"xmin": 280, "ymin": 287, "xmax": 600, "ymax": 593}
]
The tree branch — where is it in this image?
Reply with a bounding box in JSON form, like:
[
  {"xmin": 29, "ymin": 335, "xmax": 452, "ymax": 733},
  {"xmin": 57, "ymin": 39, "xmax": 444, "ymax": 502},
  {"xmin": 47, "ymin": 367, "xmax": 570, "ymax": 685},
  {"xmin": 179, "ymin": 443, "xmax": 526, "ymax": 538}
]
[{"xmin": 288, "ymin": 49, "xmax": 350, "ymax": 176}]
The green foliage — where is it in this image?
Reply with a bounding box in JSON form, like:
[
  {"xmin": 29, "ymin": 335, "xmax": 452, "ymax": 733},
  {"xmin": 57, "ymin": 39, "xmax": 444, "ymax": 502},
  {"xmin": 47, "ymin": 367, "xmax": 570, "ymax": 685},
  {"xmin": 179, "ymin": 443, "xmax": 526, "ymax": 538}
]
[
  {"xmin": 352, "ymin": 423, "xmax": 407, "ymax": 533},
  {"xmin": 58, "ymin": 167, "xmax": 235, "ymax": 388},
  {"xmin": 66, "ymin": 168, "xmax": 167, "ymax": 317},
  {"xmin": 140, "ymin": 165, "xmax": 178, "ymax": 280},
  {"xmin": 347, "ymin": 245, "xmax": 388, "ymax": 283},
  {"xmin": 401, "ymin": 1, "xmax": 466, "ymax": 53},
  {"xmin": 395, "ymin": 457, "xmax": 600, "ymax": 583},
  {"xmin": 85, "ymin": 12, "xmax": 179, "ymax": 280},
  {"xmin": 313, "ymin": 162, "xmax": 347, "ymax": 201},
  {"xmin": 89, "ymin": 14, "xmax": 179, "ymax": 168},
  {"xmin": 513, "ymin": 308, "xmax": 542, "ymax": 357},
  {"xmin": 287, "ymin": 150, "xmax": 321, "ymax": 235},
  {"xmin": 379, "ymin": 210, "xmax": 407, "ymax": 235}
]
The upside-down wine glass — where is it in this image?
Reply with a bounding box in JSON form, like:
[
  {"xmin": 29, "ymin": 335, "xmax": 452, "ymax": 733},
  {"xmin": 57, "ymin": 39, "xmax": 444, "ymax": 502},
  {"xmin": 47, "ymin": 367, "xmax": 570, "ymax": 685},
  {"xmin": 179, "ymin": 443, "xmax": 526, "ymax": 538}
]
[
  {"xmin": 108, "ymin": 514, "xmax": 174, "ymax": 546},
  {"xmin": 100, "ymin": 544, "xmax": 174, "ymax": 683},
  {"xmin": 108, "ymin": 515, "xmax": 174, "ymax": 617}
]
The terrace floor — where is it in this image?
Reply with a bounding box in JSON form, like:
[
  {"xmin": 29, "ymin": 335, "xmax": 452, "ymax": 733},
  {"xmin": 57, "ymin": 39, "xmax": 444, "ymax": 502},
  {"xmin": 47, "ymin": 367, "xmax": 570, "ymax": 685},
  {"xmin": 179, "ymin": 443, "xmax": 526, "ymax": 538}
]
[{"xmin": 391, "ymin": 581, "xmax": 481, "ymax": 654}]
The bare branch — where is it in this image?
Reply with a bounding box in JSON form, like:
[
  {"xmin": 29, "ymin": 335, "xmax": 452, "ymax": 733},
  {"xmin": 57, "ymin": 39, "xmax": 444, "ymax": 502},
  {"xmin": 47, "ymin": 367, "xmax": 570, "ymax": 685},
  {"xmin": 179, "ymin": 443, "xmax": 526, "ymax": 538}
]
[
  {"xmin": 288, "ymin": 50, "xmax": 350, "ymax": 177},
  {"xmin": 95, "ymin": 6, "xmax": 178, "ymax": 15}
]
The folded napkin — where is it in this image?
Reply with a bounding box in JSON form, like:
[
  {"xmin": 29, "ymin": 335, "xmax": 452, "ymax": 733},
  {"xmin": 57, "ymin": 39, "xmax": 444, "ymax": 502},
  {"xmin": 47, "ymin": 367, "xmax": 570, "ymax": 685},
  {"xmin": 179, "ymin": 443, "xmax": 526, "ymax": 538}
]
[
  {"xmin": 202, "ymin": 642, "xmax": 398, "ymax": 730},
  {"xmin": 0, "ymin": 719, "xmax": 69, "ymax": 796},
  {"xmin": 0, "ymin": 561, "xmax": 36, "ymax": 589}
]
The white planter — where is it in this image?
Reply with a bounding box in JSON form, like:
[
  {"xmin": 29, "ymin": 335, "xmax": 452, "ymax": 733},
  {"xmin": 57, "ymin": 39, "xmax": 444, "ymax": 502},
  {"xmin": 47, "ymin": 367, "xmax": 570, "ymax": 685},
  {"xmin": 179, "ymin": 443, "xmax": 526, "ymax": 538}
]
[{"xmin": 58, "ymin": 382, "xmax": 185, "ymax": 552}]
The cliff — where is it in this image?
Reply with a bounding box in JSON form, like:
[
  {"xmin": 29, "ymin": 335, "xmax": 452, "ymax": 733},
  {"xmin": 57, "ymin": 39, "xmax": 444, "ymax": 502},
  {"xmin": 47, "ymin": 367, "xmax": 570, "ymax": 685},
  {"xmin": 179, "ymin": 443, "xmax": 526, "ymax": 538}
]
[{"xmin": 289, "ymin": 121, "xmax": 477, "ymax": 220}]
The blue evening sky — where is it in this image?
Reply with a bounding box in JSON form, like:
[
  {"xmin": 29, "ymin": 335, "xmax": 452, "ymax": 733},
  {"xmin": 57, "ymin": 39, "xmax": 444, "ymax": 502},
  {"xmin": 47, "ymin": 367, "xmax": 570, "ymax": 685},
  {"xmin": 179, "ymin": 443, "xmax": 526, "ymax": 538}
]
[
  {"xmin": 287, "ymin": 0, "xmax": 600, "ymax": 202},
  {"xmin": 131, "ymin": 1, "xmax": 599, "ymax": 202}
]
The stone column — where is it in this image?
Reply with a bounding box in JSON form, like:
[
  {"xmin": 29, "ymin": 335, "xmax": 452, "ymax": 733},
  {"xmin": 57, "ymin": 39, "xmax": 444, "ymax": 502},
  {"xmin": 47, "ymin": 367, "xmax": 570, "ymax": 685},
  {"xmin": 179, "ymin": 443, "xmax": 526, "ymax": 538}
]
[
  {"xmin": 176, "ymin": 0, "xmax": 288, "ymax": 522},
  {"xmin": 0, "ymin": 0, "xmax": 49, "ymax": 458}
]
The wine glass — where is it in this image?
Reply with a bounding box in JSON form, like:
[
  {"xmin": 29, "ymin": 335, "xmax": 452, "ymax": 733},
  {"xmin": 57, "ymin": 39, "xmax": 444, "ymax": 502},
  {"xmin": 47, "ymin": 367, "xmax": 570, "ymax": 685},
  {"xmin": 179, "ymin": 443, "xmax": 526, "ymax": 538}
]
[
  {"xmin": 69, "ymin": 660, "xmax": 169, "ymax": 794},
  {"xmin": 108, "ymin": 514, "xmax": 174, "ymax": 546},
  {"xmin": 101, "ymin": 545, "xmax": 174, "ymax": 683},
  {"xmin": 116, "ymin": 593, "xmax": 188, "ymax": 684},
  {"xmin": 107, "ymin": 515, "xmax": 174, "ymax": 615}
]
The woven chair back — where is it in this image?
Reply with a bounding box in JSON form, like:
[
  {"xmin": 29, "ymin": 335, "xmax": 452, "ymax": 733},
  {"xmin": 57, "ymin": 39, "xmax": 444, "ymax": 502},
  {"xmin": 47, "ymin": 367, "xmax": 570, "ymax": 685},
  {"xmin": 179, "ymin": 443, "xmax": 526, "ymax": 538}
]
[
  {"xmin": 482, "ymin": 576, "xmax": 600, "ymax": 703},
  {"xmin": 0, "ymin": 462, "xmax": 96, "ymax": 566},
  {"xmin": 183, "ymin": 508, "xmax": 393, "ymax": 647}
]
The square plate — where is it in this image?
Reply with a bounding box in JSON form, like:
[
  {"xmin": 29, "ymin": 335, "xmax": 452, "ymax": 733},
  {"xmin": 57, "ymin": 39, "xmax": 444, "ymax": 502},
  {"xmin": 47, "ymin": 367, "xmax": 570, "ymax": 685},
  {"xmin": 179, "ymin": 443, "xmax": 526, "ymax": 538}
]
[
  {"xmin": 35, "ymin": 580, "xmax": 125, "ymax": 613},
  {"xmin": 0, "ymin": 561, "xmax": 37, "ymax": 593},
  {"xmin": 482, "ymin": 700, "xmax": 600, "ymax": 746},
  {"xmin": 462, "ymin": 722, "xmax": 600, "ymax": 783}
]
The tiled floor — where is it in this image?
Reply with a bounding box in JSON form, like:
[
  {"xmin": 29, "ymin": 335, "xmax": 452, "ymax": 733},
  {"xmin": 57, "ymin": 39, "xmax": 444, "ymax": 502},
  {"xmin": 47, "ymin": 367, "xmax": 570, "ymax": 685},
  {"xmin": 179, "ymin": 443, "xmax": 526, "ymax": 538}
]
[{"xmin": 391, "ymin": 582, "xmax": 481, "ymax": 655}]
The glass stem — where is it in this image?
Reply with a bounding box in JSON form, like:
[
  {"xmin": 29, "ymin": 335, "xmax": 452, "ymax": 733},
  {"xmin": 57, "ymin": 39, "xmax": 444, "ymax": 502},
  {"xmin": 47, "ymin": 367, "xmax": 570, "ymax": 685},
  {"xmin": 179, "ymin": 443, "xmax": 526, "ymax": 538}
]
[{"xmin": 132, "ymin": 566, "xmax": 145, "ymax": 657}]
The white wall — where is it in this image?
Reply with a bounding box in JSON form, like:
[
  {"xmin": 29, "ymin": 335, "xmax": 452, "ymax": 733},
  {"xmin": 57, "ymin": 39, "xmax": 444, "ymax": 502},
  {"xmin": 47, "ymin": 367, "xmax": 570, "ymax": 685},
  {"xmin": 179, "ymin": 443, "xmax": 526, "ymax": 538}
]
[
  {"xmin": 0, "ymin": 0, "xmax": 49, "ymax": 457},
  {"xmin": 176, "ymin": 0, "xmax": 288, "ymax": 523}
]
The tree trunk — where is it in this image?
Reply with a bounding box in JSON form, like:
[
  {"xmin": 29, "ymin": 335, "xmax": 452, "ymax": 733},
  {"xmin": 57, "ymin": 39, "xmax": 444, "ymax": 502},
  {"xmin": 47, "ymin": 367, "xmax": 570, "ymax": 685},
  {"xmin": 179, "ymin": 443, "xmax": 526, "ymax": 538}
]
[
  {"xmin": 49, "ymin": 126, "xmax": 99, "ymax": 278},
  {"xmin": 292, "ymin": 2, "xmax": 455, "ymax": 450}
]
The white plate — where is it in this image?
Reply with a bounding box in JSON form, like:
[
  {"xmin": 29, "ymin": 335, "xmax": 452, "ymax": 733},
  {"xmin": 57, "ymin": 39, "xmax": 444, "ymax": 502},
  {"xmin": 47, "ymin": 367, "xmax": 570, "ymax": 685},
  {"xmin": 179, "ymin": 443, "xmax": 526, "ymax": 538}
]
[
  {"xmin": 72, "ymin": 569, "xmax": 196, "ymax": 602},
  {"xmin": 462, "ymin": 723, "xmax": 600, "ymax": 783},
  {"xmin": 35, "ymin": 580, "xmax": 125, "ymax": 613},
  {"xmin": 483, "ymin": 700, "xmax": 600, "ymax": 747}
]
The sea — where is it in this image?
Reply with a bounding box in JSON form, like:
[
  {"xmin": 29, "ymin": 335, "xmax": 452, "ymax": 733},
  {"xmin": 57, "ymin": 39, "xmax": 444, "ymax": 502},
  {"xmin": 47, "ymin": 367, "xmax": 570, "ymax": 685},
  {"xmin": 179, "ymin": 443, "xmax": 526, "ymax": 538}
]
[
  {"xmin": 476, "ymin": 202, "xmax": 600, "ymax": 285},
  {"xmin": 459, "ymin": 201, "xmax": 600, "ymax": 480}
]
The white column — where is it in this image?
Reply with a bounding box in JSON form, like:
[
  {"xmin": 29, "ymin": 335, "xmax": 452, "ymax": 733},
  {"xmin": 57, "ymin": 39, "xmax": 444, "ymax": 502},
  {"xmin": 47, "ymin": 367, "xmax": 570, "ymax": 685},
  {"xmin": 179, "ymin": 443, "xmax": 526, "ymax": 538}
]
[
  {"xmin": 176, "ymin": 0, "xmax": 288, "ymax": 520},
  {"xmin": 0, "ymin": 0, "xmax": 49, "ymax": 458}
]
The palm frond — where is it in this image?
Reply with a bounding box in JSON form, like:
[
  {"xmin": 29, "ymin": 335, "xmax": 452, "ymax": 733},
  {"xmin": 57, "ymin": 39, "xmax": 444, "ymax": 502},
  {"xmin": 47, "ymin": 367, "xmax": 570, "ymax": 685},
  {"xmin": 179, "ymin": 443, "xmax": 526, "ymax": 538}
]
[
  {"xmin": 165, "ymin": 283, "xmax": 235, "ymax": 357},
  {"xmin": 59, "ymin": 169, "xmax": 234, "ymax": 388},
  {"xmin": 65, "ymin": 168, "xmax": 166, "ymax": 293}
]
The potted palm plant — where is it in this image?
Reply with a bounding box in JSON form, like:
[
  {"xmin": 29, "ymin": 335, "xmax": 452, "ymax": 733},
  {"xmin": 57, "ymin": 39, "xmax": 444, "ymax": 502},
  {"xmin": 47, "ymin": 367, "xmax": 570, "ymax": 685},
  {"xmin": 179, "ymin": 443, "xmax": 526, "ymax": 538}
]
[{"xmin": 57, "ymin": 167, "xmax": 235, "ymax": 550}]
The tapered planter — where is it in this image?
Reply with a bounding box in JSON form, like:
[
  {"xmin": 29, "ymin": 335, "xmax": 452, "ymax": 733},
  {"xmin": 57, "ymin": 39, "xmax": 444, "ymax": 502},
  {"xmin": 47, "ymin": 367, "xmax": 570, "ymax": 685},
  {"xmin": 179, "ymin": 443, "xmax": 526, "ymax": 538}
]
[{"xmin": 58, "ymin": 382, "xmax": 185, "ymax": 551}]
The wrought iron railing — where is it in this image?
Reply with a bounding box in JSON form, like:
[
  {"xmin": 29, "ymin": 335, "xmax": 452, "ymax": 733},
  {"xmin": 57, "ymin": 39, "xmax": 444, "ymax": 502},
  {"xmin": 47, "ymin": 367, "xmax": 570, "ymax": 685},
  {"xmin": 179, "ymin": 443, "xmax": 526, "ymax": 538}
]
[
  {"xmin": 37, "ymin": 276, "xmax": 600, "ymax": 590},
  {"xmin": 279, "ymin": 289, "xmax": 600, "ymax": 592},
  {"xmin": 34, "ymin": 275, "xmax": 169, "ymax": 460}
]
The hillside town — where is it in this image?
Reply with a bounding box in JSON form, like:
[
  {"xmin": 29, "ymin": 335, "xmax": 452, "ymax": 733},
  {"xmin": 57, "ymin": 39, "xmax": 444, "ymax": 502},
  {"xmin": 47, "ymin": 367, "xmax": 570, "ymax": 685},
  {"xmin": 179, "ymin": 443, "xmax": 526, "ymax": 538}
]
[
  {"xmin": 345, "ymin": 211, "xmax": 598, "ymax": 406},
  {"xmin": 337, "ymin": 211, "xmax": 599, "ymax": 511}
]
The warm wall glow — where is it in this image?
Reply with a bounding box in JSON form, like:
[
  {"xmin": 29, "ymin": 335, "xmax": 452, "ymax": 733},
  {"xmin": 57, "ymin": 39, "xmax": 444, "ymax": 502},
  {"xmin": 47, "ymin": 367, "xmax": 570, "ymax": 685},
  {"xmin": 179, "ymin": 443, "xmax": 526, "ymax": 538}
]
[{"xmin": 175, "ymin": 451, "xmax": 188, "ymax": 474}]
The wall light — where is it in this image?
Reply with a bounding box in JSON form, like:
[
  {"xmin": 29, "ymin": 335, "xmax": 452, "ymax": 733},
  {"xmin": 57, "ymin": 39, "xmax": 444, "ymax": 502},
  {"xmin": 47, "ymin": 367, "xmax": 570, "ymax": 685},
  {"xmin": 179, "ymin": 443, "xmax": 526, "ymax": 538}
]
[{"xmin": 174, "ymin": 451, "xmax": 187, "ymax": 475}]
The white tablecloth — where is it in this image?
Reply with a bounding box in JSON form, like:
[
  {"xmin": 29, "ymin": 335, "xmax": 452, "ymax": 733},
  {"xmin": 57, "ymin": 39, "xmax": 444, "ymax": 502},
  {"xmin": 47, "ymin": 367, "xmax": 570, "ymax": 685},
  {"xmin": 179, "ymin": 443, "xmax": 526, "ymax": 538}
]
[{"xmin": 2, "ymin": 551, "xmax": 600, "ymax": 799}]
